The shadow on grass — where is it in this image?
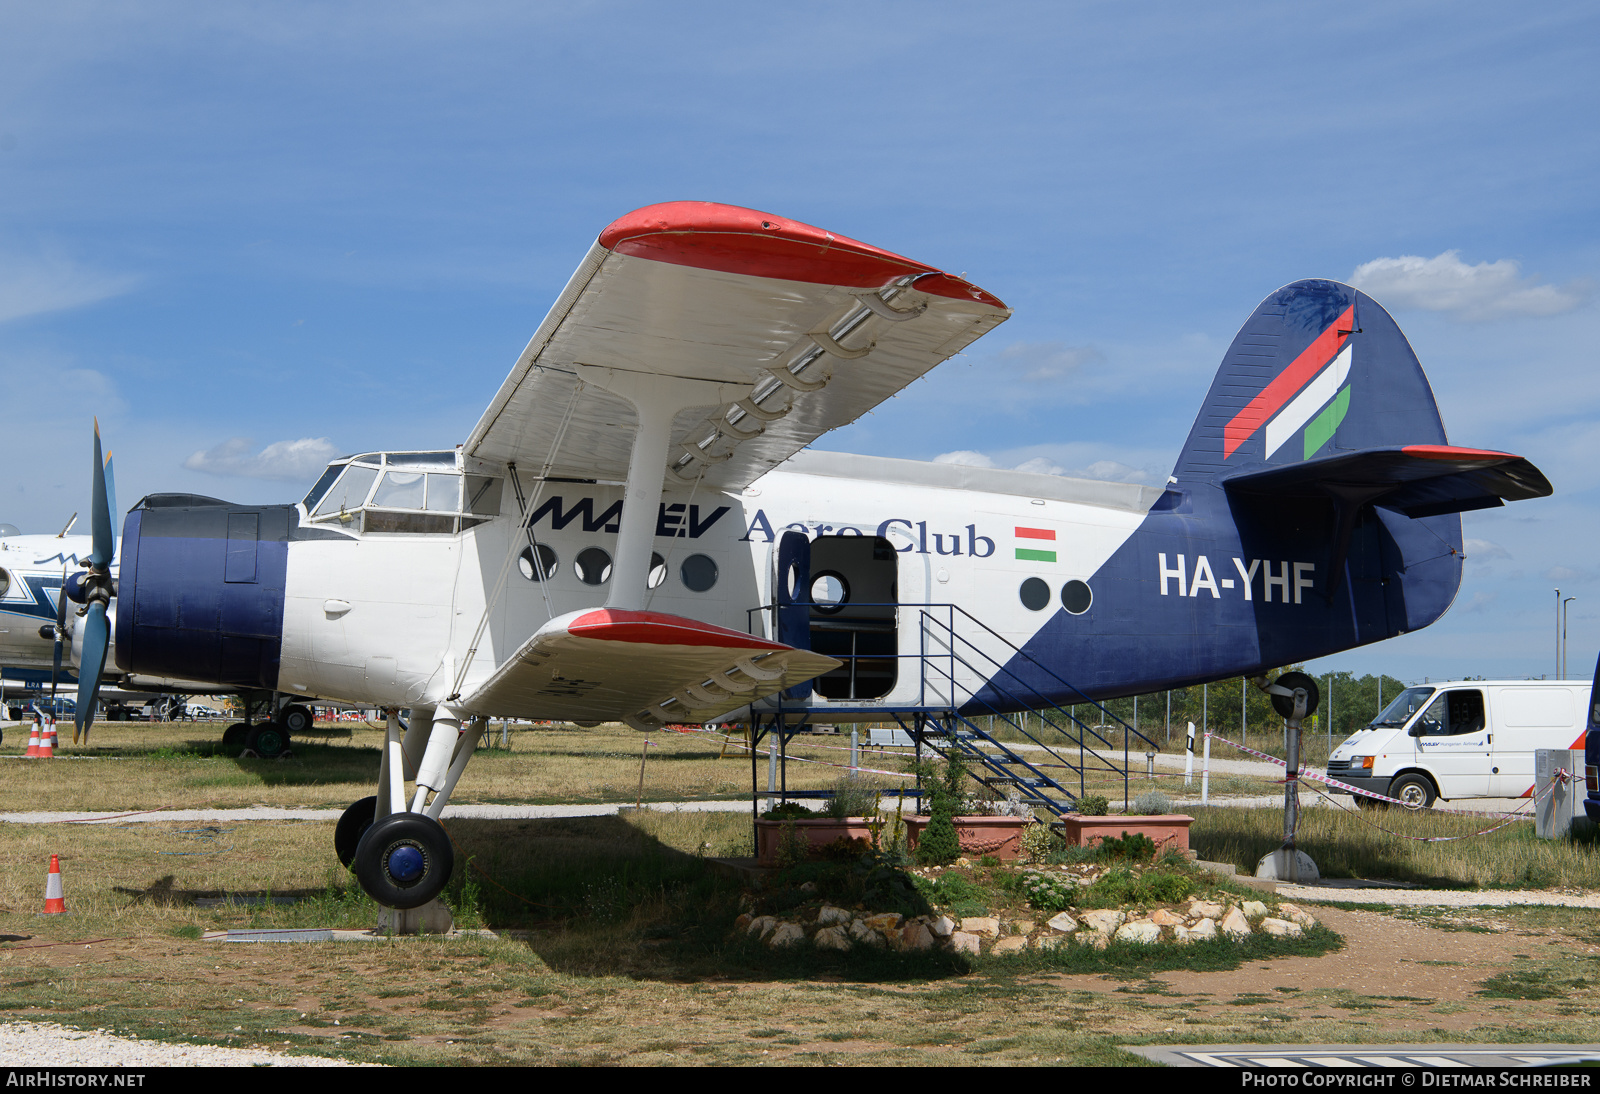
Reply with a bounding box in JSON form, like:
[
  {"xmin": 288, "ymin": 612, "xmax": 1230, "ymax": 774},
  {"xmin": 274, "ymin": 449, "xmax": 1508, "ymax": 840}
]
[{"xmin": 443, "ymin": 816, "xmax": 970, "ymax": 984}]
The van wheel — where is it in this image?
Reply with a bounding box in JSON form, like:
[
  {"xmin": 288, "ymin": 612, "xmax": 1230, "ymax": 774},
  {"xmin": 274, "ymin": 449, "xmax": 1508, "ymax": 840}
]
[
  {"xmin": 1355, "ymin": 793, "xmax": 1385, "ymax": 810},
  {"xmin": 1390, "ymin": 774, "xmax": 1435, "ymax": 810}
]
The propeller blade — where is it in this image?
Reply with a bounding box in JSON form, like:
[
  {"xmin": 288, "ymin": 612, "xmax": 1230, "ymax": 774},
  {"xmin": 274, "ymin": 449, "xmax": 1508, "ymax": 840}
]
[
  {"xmin": 74, "ymin": 600, "xmax": 109, "ymax": 740},
  {"xmin": 103, "ymin": 452, "xmax": 117, "ymax": 561},
  {"xmin": 90, "ymin": 420, "xmax": 113, "ymax": 568},
  {"xmin": 49, "ymin": 565, "xmax": 67, "ymax": 704}
]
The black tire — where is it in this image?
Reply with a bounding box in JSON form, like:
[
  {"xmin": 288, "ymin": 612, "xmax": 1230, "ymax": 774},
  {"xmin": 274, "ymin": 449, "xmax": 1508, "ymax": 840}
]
[
  {"xmin": 1389, "ymin": 773, "xmax": 1436, "ymax": 810},
  {"xmin": 222, "ymin": 722, "xmax": 248, "ymax": 746},
  {"xmin": 1270, "ymin": 671, "xmax": 1322, "ymax": 720},
  {"xmin": 280, "ymin": 705, "xmax": 314, "ymax": 734},
  {"xmin": 352, "ymin": 813, "xmax": 454, "ymax": 910},
  {"xmin": 245, "ymin": 722, "xmax": 290, "ymax": 759},
  {"xmin": 1355, "ymin": 793, "xmax": 1385, "ymax": 810},
  {"xmin": 334, "ymin": 796, "xmax": 378, "ymax": 868}
]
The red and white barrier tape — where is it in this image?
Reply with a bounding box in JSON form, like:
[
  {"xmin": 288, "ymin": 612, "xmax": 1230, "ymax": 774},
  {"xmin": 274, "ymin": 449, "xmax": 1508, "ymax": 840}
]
[{"xmin": 1203, "ymin": 730, "xmax": 1546, "ymax": 821}]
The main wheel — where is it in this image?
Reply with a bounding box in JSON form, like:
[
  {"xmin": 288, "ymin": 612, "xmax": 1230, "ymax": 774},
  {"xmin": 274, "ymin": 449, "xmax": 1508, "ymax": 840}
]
[
  {"xmin": 245, "ymin": 722, "xmax": 290, "ymax": 759},
  {"xmin": 280, "ymin": 704, "xmax": 314, "ymax": 734},
  {"xmin": 222, "ymin": 722, "xmax": 248, "ymax": 746},
  {"xmin": 1389, "ymin": 773, "xmax": 1436, "ymax": 810},
  {"xmin": 1270, "ymin": 671, "xmax": 1322, "ymax": 720},
  {"xmin": 334, "ymin": 796, "xmax": 378, "ymax": 868},
  {"xmin": 352, "ymin": 813, "xmax": 455, "ymax": 910}
]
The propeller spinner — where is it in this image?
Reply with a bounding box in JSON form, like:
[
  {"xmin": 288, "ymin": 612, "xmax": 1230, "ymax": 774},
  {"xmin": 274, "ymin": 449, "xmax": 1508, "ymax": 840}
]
[{"xmin": 63, "ymin": 421, "xmax": 117, "ymax": 745}]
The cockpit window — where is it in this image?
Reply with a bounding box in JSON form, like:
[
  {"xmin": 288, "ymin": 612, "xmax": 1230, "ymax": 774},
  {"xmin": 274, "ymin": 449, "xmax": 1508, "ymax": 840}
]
[{"xmin": 306, "ymin": 452, "xmax": 497, "ymax": 535}]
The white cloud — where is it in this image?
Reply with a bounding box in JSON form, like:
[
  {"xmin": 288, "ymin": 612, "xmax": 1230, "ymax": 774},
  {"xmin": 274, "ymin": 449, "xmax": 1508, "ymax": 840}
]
[
  {"xmin": 933, "ymin": 449, "xmax": 1157, "ymax": 484},
  {"xmin": 183, "ymin": 437, "xmax": 339, "ymax": 482},
  {"xmin": 1349, "ymin": 251, "xmax": 1590, "ymax": 320},
  {"xmin": 1464, "ymin": 538, "xmax": 1510, "ymax": 561},
  {"xmin": 932, "ymin": 450, "xmax": 996, "ymax": 469},
  {"xmin": 0, "ymin": 253, "xmax": 138, "ymax": 325}
]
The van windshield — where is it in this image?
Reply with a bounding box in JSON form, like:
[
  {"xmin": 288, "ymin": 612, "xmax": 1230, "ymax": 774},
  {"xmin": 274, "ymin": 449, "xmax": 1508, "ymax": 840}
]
[{"xmin": 1369, "ymin": 686, "xmax": 1435, "ymax": 729}]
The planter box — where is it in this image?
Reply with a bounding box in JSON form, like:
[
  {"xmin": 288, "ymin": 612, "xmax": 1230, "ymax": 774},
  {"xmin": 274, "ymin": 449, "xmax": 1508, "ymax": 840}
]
[
  {"xmin": 754, "ymin": 817, "xmax": 878, "ymax": 865},
  {"xmin": 903, "ymin": 815, "xmax": 1030, "ymax": 861},
  {"xmin": 1057, "ymin": 814, "xmax": 1194, "ymax": 853}
]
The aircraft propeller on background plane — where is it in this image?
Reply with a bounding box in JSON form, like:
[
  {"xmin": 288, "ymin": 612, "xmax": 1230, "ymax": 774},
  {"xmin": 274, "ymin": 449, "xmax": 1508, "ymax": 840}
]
[{"xmin": 63, "ymin": 421, "xmax": 117, "ymax": 745}]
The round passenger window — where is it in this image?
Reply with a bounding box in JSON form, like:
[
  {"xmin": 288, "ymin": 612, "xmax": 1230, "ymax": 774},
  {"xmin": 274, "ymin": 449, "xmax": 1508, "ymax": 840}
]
[
  {"xmin": 647, "ymin": 552, "xmax": 667, "ymax": 590},
  {"xmin": 680, "ymin": 554, "xmax": 718, "ymax": 593},
  {"xmin": 810, "ymin": 571, "xmax": 849, "ymax": 613},
  {"xmin": 1060, "ymin": 579, "xmax": 1092, "ymax": 615},
  {"xmin": 517, "ymin": 544, "xmax": 557, "ymax": 582},
  {"xmin": 1019, "ymin": 577, "xmax": 1049, "ymax": 611},
  {"xmin": 574, "ymin": 547, "xmax": 613, "ymax": 586}
]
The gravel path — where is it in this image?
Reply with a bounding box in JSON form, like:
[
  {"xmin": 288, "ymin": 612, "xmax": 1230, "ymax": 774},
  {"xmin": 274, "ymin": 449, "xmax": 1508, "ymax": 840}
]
[{"xmin": 0, "ymin": 1021, "xmax": 363, "ymax": 1066}]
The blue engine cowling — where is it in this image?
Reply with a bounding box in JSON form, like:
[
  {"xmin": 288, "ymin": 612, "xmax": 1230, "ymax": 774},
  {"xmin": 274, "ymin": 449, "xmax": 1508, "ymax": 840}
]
[{"xmin": 114, "ymin": 494, "xmax": 290, "ymax": 690}]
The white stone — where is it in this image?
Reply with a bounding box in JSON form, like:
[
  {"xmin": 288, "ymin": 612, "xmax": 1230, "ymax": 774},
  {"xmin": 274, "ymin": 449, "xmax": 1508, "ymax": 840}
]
[
  {"xmin": 1188, "ymin": 917, "xmax": 1218, "ymax": 941},
  {"xmin": 1221, "ymin": 908, "xmax": 1251, "ymax": 938},
  {"xmin": 899, "ymin": 922, "xmax": 935, "ymax": 951},
  {"xmin": 1046, "ymin": 911, "xmax": 1079, "ymax": 933},
  {"xmin": 849, "ymin": 919, "xmax": 883, "ymax": 946},
  {"xmin": 961, "ymin": 916, "xmax": 1000, "ymax": 938},
  {"xmin": 1080, "ymin": 909, "xmax": 1126, "ymax": 934},
  {"xmin": 1259, "ymin": 917, "xmax": 1303, "ymax": 939},
  {"xmin": 992, "ymin": 936, "xmax": 1028, "ymax": 954},
  {"xmin": 1241, "ymin": 900, "xmax": 1269, "ymax": 920},
  {"xmin": 948, "ymin": 931, "xmax": 982, "ymax": 955},
  {"xmin": 769, "ymin": 922, "xmax": 806, "ymax": 948},
  {"xmin": 928, "ymin": 915, "xmax": 955, "ymax": 938},
  {"xmin": 816, "ymin": 905, "xmax": 851, "ymax": 926},
  {"xmin": 1187, "ymin": 899, "xmax": 1223, "ymax": 919},
  {"xmin": 814, "ymin": 925, "xmax": 852, "ymax": 950},
  {"xmin": 1115, "ymin": 921, "xmax": 1162, "ymax": 945},
  {"xmin": 748, "ymin": 915, "xmax": 777, "ymax": 938}
]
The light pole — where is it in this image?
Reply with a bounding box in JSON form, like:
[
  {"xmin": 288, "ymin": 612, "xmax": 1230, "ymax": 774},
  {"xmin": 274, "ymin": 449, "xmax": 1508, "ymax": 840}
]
[
  {"xmin": 1563, "ymin": 597, "xmax": 1577, "ymax": 679},
  {"xmin": 1556, "ymin": 588, "xmax": 1562, "ymax": 679}
]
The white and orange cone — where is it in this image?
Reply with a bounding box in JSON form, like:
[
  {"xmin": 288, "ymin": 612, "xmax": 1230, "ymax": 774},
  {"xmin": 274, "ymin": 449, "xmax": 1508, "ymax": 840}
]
[
  {"xmin": 42, "ymin": 855, "xmax": 66, "ymax": 914},
  {"xmin": 25, "ymin": 723, "xmax": 40, "ymax": 758},
  {"xmin": 35, "ymin": 728, "xmax": 53, "ymax": 759}
]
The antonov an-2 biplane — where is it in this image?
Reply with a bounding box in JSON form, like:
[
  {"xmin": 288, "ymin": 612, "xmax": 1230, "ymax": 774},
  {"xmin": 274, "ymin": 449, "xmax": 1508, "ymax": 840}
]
[{"xmin": 62, "ymin": 202, "xmax": 1552, "ymax": 909}]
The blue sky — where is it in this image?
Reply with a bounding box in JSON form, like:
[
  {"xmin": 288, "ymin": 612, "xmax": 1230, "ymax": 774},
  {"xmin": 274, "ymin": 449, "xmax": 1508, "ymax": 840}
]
[{"xmin": 2, "ymin": 2, "xmax": 1596, "ymax": 684}]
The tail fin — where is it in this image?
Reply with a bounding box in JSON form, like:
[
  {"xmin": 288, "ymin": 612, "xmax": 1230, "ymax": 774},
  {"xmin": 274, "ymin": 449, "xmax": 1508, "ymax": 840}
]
[{"xmin": 1173, "ymin": 279, "xmax": 1443, "ymax": 482}]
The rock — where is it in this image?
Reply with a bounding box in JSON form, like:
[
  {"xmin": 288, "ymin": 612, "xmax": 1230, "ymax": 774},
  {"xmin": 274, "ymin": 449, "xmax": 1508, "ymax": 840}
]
[
  {"xmin": 1187, "ymin": 899, "xmax": 1223, "ymax": 919},
  {"xmin": 748, "ymin": 915, "xmax": 777, "ymax": 938},
  {"xmin": 816, "ymin": 905, "xmax": 851, "ymax": 926},
  {"xmin": 1173, "ymin": 925, "xmax": 1191, "ymax": 944},
  {"xmin": 1080, "ymin": 909, "xmax": 1126, "ymax": 935},
  {"xmin": 1010, "ymin": 919, "xmax": 1036, "ymax": 936},
  {"xmin": 863, "ymin": 913, "xmax": 903, "ymax": 932},
  {"xmin": 1188, "ymin": 918, "xmax": 1218, "ymax": 941},
  {"xmin": 961, "ymin": 916, "xmax": 1000, "ymax": 938},
  {"xmin": 769, "ymin": 922, "xmax": 806, "ymax": 948},
  {"xmin": 992, "ymin": 936, "xmax": 1028, "ymax": 954},
  {"xmin": 1046, "ymin": 911, "xmax": 1079, "ymax": 933},
  {"xmin": 814, "ymin": 925, "xmax": 851, "ymax": 951},
  {"xmin": 1221, "ymin": 907, "xmax": 1251, "ymax": 938},
  {"xmin": 799, "ymin": 881, "xmax": 818, "ymax": 893},
  {"xmin": 1278, "ymin": 903, "xmax": 1318, "ymax": 929},
  {"xmin": 900, "ymin": 922, "xmax": 935, "ymax": 951},
  {"xmin": 734, "ymin": 913, "xmax": 753, "ymax": 933},
  {"xmin": 1076, "ymin": 931, "xmax": 1109, "ymax": 950},
  {"xmin": 1034, "ymin": 934, "xmax": 1068, "ymax": 950},
  {"xmin": 849, "ymin": 919, "xmax": 883, "ymax": 946},
  {"xmin": 1114, "ymin": 921, "xmax": 1162, "ymax": 945},
  {"xmin": 928, "ymin": 915, "xmax": 955, "ymax": 938},
  {"xmin": 1241, "ymin": 900, "xmax": 1269, "ymax": 920},
  {"xmin": 1259, "ymin": 917, "xmax": 1302, "ymax": 939},
  {"xmin": 1150, "ymin": 909, "xmax": 1185, "ymax": 927},
  {"xmin": 948, "ymin": 931, "xmax": 982, "ymax": 955}
]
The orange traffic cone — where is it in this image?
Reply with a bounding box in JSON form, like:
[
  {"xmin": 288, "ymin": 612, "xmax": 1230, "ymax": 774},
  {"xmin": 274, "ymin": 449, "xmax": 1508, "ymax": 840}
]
[
  {"xmin": 35, "ymin": 727, "xmax": 53, "ymax": 759},
  {"xmin": 25, "ymin": 723, "xmax": 40, "ymax": 758},
  {"xmin": 42, "ymin": 855, "xmax": 66, "ymax": 914}
]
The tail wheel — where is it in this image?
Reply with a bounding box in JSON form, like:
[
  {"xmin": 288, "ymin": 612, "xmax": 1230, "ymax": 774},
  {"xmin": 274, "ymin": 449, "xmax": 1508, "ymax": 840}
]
[
  {"xmin": 334, "ymin": 796, "xmax": 378, "ymax": 868},
  {"xmin": 1390, "ymin": 773, "xmax": 1436, "ymax": 810},
  {"xmin": 245, "ymin": 722, "xmax": 290, "ymax": 759},
  {"xmin": 1270, "ymin": 671, "xmax": 1322, "ymax": 720},
  {"xmin": 280, "ymin": 705, "xmax": 314, "ymax": 734},
  {"xmin": 352, "ymin": 813, "xmax": 455, "ymax": 910}
]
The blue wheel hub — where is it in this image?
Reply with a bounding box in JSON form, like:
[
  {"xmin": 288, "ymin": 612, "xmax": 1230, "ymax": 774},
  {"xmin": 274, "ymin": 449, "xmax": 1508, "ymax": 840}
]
[{"xmin": 386, "ymin": 844, "xmax": 426, "ymax": 884}]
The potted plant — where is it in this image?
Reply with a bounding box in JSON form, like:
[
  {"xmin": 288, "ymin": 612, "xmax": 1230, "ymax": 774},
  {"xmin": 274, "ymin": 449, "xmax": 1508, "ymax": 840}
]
[
  {"xmin": 1057, "ymin": 789, "xmax": 1194, "ymax": 853},
  {"xmin": 753, "ymin": 776, "xmax": 883, "ymax": 865},
  {"xmin": 902, "ymin": 754, "xmax": 1033, "ymax": 861}
]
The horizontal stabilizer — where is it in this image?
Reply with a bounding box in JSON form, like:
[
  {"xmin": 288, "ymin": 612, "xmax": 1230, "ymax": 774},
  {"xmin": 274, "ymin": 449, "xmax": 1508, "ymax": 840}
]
[
  {"xmin": 1222, "ymin": 444, "xmax": 1552, "ymax": 518},
  {"xmin": 461, "ymin": 608, "xmax": 840, "ymax": 727}
]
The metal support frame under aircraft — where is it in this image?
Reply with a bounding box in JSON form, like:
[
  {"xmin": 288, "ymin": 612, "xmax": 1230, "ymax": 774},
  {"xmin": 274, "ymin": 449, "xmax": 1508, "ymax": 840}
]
[{"xmin": 60, "ymin": 201, "xmax": 1550, "ymax": 913}]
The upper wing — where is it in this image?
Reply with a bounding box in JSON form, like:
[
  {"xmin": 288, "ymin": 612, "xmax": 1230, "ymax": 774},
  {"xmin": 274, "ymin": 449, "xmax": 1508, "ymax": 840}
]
[
  {"xmin": 461, "ymin": 607, "xmax": 840, "ymax": 728},
  {"xmin": 463, "ymin": 202, "xmax": 1010, "ymax": 490}
]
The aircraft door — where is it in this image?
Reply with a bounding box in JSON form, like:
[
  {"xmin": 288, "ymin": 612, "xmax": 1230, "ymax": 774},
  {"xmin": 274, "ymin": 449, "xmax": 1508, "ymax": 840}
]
[
  {"xmin": 809, "ymin": 535, "xmax": 900, "ymax": 701},
  {"xmin": 774, "ymin": 530, "xmax": 813, "ymax": 700}
]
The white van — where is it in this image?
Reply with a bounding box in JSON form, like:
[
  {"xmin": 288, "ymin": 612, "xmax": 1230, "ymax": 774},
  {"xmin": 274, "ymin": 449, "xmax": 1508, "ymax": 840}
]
[{"xmin": 1327, "ymin": 680, "xmax": 1590, "ymax": 808}]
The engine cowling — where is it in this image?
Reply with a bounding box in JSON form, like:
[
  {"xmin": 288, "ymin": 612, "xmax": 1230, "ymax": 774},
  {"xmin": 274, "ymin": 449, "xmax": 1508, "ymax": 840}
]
[{"xmin": 114, "ymin": 495, "xmax": 290, "ymax": 689}]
